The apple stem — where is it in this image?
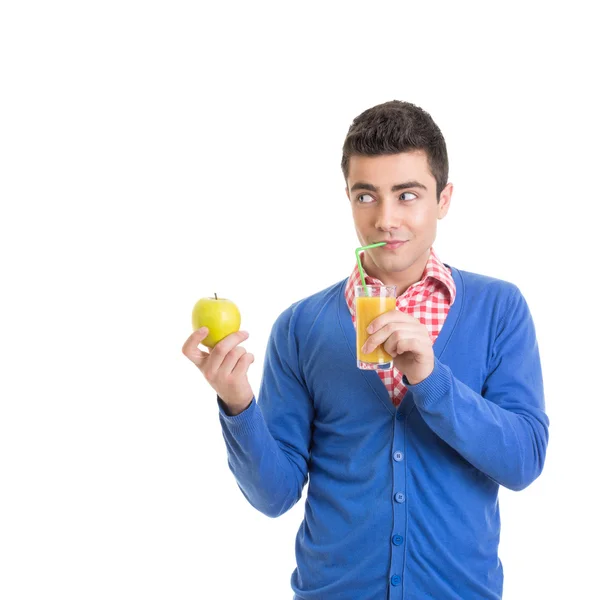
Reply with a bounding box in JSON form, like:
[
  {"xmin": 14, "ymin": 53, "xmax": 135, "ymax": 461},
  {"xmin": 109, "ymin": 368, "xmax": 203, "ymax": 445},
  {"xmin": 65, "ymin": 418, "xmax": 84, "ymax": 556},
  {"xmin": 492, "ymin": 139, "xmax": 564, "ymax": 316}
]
[{"xmin": 214, "ymin": 293, "xmax": 217, "ymax": 300}]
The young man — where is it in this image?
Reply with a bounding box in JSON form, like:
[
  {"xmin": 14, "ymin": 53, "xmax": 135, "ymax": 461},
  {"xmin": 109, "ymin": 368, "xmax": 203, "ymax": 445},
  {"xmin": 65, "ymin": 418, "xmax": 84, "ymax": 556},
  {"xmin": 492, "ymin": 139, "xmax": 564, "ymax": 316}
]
[{"xmin": 182, "ymin": 101, "xmax": 549, "ymax": 599}]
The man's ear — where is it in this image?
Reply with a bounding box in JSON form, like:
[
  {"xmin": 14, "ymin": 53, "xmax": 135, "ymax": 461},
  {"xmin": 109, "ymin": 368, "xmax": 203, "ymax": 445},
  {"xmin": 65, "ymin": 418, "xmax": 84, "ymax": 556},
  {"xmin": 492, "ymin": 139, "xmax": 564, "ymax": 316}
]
[{"xmin": 438, "ymin": 182, "xmax": 453, "ymax": 219}]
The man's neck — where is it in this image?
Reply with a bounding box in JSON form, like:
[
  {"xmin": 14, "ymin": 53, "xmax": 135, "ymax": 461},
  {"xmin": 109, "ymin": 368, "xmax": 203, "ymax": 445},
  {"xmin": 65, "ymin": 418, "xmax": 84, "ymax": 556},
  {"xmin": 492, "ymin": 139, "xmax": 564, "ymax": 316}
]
[{"xmin": 363, "ymin": 247, "xmax": 431, "ymax": 297}]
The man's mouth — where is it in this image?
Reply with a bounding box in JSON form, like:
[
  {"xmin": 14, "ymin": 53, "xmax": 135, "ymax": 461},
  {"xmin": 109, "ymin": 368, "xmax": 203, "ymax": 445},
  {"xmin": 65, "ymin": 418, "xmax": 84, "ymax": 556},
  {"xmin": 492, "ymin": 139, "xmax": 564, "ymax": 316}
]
[{"xmin": 379, "ymin": 240, "xmax": 408, "ymax": 250}]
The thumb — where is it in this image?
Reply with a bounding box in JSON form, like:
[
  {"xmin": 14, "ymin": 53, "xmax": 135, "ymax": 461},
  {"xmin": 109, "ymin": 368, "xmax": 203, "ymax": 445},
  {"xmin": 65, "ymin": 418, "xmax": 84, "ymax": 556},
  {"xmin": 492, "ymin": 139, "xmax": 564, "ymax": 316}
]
[{"xmin": 182, "ymin": 327, "xmax": 211, "ymax": 367}]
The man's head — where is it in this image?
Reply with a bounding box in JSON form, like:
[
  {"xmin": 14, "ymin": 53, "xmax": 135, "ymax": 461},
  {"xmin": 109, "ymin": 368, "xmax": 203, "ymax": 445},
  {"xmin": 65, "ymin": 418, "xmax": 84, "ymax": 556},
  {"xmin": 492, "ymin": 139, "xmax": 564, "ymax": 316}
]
[{"xmin": 342, "ymin": 101, "xmax": 452, "ymax": 289}]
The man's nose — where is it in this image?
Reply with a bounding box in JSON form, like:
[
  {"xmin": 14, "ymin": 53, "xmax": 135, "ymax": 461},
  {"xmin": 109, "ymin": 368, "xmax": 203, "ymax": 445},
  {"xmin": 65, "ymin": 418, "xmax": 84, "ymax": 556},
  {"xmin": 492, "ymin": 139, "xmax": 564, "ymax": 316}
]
[{"xmin": 374, "ymin": 200, "xmax": 400, "ymax": 231}]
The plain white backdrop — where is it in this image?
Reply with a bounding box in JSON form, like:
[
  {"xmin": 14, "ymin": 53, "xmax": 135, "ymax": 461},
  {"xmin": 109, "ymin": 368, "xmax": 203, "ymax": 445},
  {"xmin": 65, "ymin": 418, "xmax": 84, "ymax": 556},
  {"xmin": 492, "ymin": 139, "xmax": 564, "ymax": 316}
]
[{"xmin": 1, "ymin": 1, "xmax": 598, "ymax": 598}]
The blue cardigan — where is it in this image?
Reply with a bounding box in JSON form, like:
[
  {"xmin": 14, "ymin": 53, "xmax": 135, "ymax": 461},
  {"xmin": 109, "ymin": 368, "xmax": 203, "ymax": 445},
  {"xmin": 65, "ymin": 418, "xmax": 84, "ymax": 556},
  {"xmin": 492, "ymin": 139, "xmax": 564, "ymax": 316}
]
[{"xmin": 217, "ymin": 267, "xmax": 549, "ymax": 599}]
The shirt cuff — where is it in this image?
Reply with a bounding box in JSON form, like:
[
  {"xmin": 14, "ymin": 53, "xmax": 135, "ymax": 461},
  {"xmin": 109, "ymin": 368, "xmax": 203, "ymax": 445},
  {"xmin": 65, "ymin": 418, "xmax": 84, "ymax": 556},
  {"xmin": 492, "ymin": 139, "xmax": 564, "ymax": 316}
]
[{"xmin": 402, "ymin": 357, "xmax": 453, "ymax": 409}]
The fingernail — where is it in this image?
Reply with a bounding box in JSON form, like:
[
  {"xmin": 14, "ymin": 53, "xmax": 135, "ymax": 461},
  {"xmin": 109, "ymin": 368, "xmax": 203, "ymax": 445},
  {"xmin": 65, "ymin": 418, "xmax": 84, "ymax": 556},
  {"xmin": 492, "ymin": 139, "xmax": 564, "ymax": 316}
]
[{"xmin": 366, "ymin": 326, "xmax": 373, "ymax": 333}]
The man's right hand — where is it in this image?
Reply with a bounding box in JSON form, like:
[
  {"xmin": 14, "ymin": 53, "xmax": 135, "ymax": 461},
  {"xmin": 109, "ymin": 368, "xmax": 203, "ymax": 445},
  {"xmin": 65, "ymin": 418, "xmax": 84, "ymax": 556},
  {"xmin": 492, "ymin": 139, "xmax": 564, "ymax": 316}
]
[{"xmin": 181, "ymin": 328, "xmax": 255, "ymax": 416}]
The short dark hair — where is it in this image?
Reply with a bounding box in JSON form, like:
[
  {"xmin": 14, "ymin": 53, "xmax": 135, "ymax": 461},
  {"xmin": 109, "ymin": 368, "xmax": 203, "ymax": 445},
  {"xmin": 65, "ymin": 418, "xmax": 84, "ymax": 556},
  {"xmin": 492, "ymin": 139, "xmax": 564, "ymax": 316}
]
[{"xmin": 341, "ymin": 100, "xmax": 449, "ymax": 199}]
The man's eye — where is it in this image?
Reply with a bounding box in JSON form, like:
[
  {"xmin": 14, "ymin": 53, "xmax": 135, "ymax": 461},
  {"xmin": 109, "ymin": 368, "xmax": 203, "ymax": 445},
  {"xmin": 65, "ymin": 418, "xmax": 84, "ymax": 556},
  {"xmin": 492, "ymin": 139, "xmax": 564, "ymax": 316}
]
[
  {"xmin": 357, "ymin": 194, "xmax": 375, "ymax": 203},
  {"xmin": 400, "ymin": 192, "xmax": 417, "ymax": 201}
]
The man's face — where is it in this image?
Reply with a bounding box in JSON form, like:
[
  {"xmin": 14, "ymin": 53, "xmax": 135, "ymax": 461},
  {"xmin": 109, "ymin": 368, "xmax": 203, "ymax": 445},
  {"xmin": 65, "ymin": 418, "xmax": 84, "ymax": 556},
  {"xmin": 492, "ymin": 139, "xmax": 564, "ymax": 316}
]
[{"xmin": 345, "ymin": 150, "xmax": 452, "ymax": 282}]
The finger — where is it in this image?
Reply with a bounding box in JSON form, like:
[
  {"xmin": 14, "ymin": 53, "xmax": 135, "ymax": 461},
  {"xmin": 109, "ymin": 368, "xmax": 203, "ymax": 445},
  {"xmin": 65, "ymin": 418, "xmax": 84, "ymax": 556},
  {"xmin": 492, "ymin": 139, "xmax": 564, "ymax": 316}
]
[
  {"xmin": 386, "ymin": 335, "xmax": 424, "ymax": 357},
  {"xmin": 205, "ymin": 330, "xmax": 250, "ymax": 374},
  {"xmin": 219, "ymin": 346, "xmax": 248, "ymax": 377},
  {"xmin": 182, "ymin": 328, "xmax": 211, "ymax": 366},
  {"xmin": 231, "ymin": 352, "xmax": 255, "ymax": 378},
  {"xmin": 366, "ymin": 309, "xmax": 418, "ymax": 335},
  {"xmin": 362, "ymin": 323, "xmax": 422, "ymax": 354}
]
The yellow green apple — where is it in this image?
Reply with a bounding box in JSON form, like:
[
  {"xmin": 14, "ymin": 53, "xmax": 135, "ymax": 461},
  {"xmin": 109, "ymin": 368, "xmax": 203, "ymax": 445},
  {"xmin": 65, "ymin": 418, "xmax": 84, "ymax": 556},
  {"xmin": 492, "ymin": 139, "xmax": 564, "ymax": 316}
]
[{"xmin": 191, "ymin": 293, "xmax": 241, "ymax": 348}]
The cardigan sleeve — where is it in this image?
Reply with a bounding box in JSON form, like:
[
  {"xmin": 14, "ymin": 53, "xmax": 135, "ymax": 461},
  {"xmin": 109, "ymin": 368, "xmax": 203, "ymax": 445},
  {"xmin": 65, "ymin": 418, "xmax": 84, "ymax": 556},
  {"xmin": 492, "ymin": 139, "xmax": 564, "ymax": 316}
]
[
  {"xmin": 217, "ymin": 305, "xmax": 314, "ymax": 517},
  {"xmin": 407, "ymin": 288, "xmax": 549, "ymax": 491}
]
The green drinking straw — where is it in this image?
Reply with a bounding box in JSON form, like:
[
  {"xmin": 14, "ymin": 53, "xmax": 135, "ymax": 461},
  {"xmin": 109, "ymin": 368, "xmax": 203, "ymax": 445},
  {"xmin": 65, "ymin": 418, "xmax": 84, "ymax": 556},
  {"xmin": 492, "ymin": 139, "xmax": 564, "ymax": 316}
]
[{"xmin": 355, "ymin": 242, "xmax": 387, "ymax": 295}]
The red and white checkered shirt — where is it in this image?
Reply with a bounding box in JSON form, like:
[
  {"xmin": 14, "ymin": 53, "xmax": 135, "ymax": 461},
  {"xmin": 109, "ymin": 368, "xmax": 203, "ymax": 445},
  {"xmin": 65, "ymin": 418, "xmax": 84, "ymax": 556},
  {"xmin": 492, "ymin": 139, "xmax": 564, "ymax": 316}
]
[{"xmin": 344, "ymin": 247, "xmax": 456, "ymax": 406}]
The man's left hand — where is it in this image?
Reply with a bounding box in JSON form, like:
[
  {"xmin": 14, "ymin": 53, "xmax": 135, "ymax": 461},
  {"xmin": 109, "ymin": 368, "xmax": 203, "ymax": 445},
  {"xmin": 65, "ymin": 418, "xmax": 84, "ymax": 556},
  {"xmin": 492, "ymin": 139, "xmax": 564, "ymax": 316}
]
[{"xmin": 361, "ymin": 309, "xmax": 435, "ymax": 385}]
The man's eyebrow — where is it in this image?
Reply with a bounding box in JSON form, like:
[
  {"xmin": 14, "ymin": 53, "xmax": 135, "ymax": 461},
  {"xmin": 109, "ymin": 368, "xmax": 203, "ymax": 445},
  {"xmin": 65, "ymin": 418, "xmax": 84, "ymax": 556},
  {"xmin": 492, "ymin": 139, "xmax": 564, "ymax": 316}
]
[{"xmin": 350, "ymin": 181, "xmax": 428, "ymax": 192}]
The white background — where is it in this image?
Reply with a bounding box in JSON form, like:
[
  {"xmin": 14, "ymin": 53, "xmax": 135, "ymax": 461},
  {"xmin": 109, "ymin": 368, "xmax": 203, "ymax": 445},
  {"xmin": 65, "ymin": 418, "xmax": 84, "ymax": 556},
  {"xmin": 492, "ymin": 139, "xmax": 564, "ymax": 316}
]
[{"xmin": 1, "ymin": 1, "xmax": 598, "ymax": 598}]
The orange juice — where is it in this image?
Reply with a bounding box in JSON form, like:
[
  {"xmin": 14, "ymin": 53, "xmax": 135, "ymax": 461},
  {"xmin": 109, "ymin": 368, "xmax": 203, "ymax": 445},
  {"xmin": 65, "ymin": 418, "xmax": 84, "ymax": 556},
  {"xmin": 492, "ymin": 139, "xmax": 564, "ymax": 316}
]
[{"xmin": 356, "ymin": 295, "xmax": 396, "ymax": 365}]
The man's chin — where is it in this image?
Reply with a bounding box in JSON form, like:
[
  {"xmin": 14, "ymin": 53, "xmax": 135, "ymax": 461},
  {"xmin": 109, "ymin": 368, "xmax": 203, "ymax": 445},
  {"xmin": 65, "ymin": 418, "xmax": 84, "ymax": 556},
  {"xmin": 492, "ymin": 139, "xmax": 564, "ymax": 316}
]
[{"xmin": 379, "ymin": 254, "xmax": 415, "ymax": 271}]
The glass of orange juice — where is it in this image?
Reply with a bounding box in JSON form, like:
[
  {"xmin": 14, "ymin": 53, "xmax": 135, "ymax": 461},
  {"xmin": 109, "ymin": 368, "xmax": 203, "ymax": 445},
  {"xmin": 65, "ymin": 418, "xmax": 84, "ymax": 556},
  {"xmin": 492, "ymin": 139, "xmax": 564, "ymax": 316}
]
[{"xmin": 355, "ymin": 284, "xmax": 397, "ymax": 370}]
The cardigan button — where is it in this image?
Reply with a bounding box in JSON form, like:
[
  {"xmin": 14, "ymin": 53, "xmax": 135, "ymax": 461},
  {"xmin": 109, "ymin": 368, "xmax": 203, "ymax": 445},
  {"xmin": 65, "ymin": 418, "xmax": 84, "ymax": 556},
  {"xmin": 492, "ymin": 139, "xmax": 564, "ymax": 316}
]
[
  {"xmin": 394, "ymin": 492, "xmax": 405, "ymax": 503},
  {"xmin": 391, "ymin": 575, "xmax": 401, "ymax": 586}
]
